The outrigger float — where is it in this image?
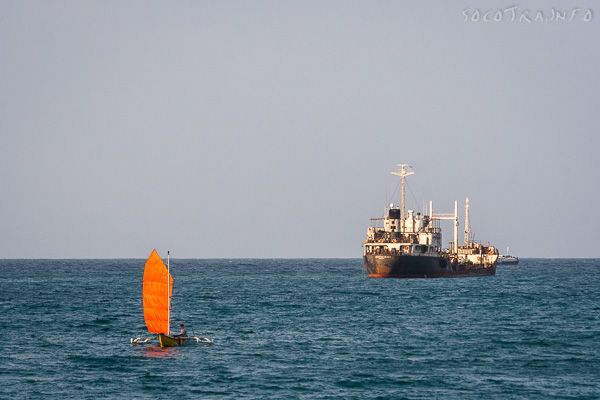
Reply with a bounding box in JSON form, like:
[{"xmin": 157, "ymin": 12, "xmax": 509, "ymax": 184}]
[{"xmin": 130, "ymin": 249, "xmax": 212, "ymax": 347}]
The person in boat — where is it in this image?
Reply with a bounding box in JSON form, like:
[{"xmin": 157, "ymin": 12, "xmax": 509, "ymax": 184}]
[{"xmin": 174, "ymin": 322, "xmax": 187, "ymax": 338}]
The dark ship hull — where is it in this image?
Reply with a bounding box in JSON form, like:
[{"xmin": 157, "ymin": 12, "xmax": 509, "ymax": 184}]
[{"xmin": 363, "ymin": 254, "xmax": 496, "ymax": 279}]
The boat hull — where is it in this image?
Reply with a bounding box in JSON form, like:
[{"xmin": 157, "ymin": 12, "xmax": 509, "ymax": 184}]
[
  {"xmin": 498, "ymin": 257, "xmax": 519, "ymax": 265},
  {"xmin": 363, "ymin": 254, "xmax": 496, "ymax": 278},
  {"xmin": 158, "ymin": 334, "xmax": 186, "ymax": 347}
]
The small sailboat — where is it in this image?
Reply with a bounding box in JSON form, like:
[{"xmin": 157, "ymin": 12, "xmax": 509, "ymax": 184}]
[{"xmin": 131, "ymin": 249, "xmax": 213, "ymax": 347}]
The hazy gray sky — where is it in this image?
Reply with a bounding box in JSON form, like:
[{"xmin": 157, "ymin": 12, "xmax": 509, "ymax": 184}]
[{"xmin": 1, "ymin": 1, "xmax": 598, "ymax": 258}]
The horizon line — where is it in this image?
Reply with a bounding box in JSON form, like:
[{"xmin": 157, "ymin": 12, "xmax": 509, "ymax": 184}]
[{"xmin": 1, "ymin": 257, "xmax": 599, "ymax": 261}]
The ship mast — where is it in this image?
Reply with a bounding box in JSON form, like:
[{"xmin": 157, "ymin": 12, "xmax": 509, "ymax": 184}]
[
  {"xmin": 391, "ymin": 164, "xmax": 414, "ymax": 232},
  {"xmin": 453, "ymin": 200, "xmax": 458, "ymax": 254},
  {"xmin": 167, "ymin": 250, "xmax": 170, "ymax": 336},
  {"xmin": 464, "ymin": 197, "xmax": 470, "ymax": 246}
]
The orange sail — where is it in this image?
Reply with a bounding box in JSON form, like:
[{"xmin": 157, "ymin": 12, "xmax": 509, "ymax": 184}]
[{"xmin": 143, "ymin": 249, "xmax": 173, "ymax": 335}]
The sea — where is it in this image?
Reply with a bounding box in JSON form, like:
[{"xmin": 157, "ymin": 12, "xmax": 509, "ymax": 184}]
[{"xmin": 1, "ymin": 259, "xmax": 599, "ymax": 399}]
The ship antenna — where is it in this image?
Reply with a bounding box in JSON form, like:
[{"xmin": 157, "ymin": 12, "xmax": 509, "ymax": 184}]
[{"xmin": 391, "ymin": 164, "xmax": 414, "ymax": 232}]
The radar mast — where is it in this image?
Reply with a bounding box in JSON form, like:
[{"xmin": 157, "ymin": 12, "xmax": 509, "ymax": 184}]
[
  {"xmin": 391, "ymin": 164, "xmax": 414, "ymax": 232},
  {"xmin": 464, "ymin": 197, "xmax": 471, "ymax": 246}
]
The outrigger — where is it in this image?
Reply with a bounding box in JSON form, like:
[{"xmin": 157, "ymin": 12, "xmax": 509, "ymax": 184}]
[{"xmin": 130, "ymin": 249, "xmax": 212, "ymax": 347}]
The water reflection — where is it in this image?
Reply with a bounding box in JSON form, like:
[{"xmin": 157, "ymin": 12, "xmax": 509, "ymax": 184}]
[{"xmin": 142, "ymin": 345, "xmax": 180, "ymax": 358}]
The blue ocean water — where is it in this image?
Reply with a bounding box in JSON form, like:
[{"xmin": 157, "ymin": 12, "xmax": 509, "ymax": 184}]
[{"xmin": 0, "ymin": 259, "xmax": 599, "ymax": 399}]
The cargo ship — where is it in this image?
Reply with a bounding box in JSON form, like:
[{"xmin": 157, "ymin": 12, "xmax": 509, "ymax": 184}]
[{"xmin": 363, "ymin": 165, "xmax": 498, "ymax": 278}]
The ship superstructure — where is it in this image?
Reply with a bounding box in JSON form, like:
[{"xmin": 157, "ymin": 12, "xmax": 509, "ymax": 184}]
[{"xmin": 363, "ymin": 165, "xmax": 498, "ymax": 278}]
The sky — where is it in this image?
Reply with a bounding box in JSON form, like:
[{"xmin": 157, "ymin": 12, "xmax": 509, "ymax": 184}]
[{"xmin": 1, "ymin": 0, "xmax": 598, "ymax": 258}]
